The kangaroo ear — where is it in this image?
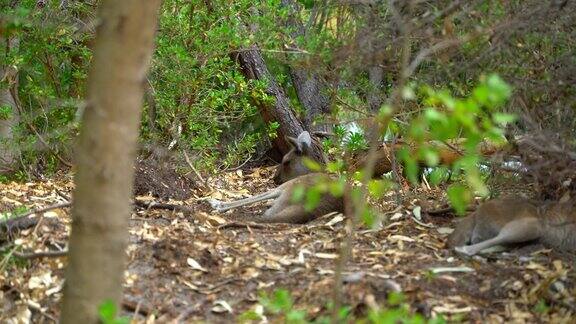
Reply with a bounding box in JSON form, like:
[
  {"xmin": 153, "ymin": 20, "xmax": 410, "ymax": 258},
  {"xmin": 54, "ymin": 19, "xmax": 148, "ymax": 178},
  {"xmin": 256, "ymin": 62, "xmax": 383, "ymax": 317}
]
[
  {"xmin": 286, "ymin": 131, "xmax": 312, "ymax": 153},
  {"xmin": 296, "ymin": 131, "xmax": 312, "ymax": 153},
  {"xmin": 286, "ymin": 135, "xmax": 299, "ymax": 150}
]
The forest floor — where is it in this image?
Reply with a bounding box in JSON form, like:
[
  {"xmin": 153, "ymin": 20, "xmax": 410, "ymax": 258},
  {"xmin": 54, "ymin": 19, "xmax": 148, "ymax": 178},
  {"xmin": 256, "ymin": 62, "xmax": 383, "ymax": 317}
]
[{"xmin": 1, "ymin": 161, "xmax": 575, "ymax": 323}]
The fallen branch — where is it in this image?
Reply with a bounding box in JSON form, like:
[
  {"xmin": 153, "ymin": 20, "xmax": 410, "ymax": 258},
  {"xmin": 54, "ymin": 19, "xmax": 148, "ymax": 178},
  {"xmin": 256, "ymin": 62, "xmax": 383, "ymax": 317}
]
[
  {"xmin": 217, "ymin": 221, "xmax": 288, "ymax": 230},
  {"xmin": 1, "ymin": 202, "xmax": 71, "ymax": 239},
  {"xmin": 426, "ymin": 205, "xmax": 476, "ymax": 216},
  {"xmin": 122, "ymin": 299, "xmax": 151, "ymax": 317},
  {"xmin": 133, "ymin": 200, "xmax": 194, "ymax": 213},
  {"xmin": 13, "ymin": 249, "xmax": 68, "ymax": 259},
  {"xmin": 27, "ymin": 299, "xmax": 58, "ymax": 322},
  {"xmin": 1, "ymin": 202, "xmax": 71, "ymax": 222}
]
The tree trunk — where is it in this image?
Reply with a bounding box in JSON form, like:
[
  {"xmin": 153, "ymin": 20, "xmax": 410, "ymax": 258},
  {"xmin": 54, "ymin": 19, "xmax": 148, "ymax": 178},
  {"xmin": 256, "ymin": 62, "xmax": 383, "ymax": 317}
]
[
  {"xmin": 367, "ymin": 65, "xmax": 384, "ymax": 112},
  {"xmin": 290, "ymin": 68, "xmax": 331, "ymax": 132},
  {"xmin": 59, "ymin": 0, "xmax": 161, "ymax": 323},
  {"xmin": 233, "ymin": 46, "xmax": 324, "ymax": 162},
  {"xmin": 282, "ymin": 0, "xmax": 331, "ymax": 132},
  {"xmin": 0, "ymin": 37, "xmax": 20, "ymax": 175}
]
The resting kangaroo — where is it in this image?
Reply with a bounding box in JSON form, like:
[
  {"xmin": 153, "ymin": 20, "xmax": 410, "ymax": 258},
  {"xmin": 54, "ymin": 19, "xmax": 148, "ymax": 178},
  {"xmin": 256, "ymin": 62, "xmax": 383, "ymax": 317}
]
[
  {"xmin": 447, "ymin": 196, "xmax": 576, "ymax": 256},
  {"xmin": 273, "ymin": 131, "xmax": 501, "ymax": 184},
  {"xmin": 210, "ymin": 173, "xmax": 343, "ymax": 224},
  {"xmin": 272, "ymin": 131, "xmax": 403, "ymax": 184}
]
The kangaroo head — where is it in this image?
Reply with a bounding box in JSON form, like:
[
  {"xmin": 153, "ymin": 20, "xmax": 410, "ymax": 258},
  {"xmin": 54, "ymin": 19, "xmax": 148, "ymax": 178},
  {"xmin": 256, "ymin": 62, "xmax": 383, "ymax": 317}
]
[{"xmin": 272, "ymin": 131, "xmax": 314, "ymax": 184}]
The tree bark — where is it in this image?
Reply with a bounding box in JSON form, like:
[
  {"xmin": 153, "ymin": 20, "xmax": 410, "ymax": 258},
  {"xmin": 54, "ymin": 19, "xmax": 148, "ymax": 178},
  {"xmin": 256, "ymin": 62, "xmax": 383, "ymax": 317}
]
[
  {"xmin": 59, "ymin": 0, "xmax": 161, "ymax": 323},
  {"xmin": 0, "ymin": 36, "xmax": 20, "ymax": 174},
  {"xmin": 282, "ymin": 0, "xmax": 331, "ymax": 132},
  {"xmin": 233, "ymin": 46, "xmax": 324, "ymax": 162},
  {"xmin": 290, "ymin": 66, "xmax": 331, "ymax": 132},
  {"xmin": 367, "ymin": 65, "xmax": 384, "ymax": 112}
]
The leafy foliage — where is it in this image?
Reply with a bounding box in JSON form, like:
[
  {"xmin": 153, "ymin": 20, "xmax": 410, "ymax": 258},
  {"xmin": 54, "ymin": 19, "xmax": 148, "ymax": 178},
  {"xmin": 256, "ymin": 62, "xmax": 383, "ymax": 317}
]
[
  {"xmin": 245, "ymin": 289, "xmax": 445, "ymax": 323},
  {"xmin": 399, "ymin": 74, "xmax": 513, "ymax": 213},
  {"xmin": 98, "ymin": 300, "xmax": 129, "ymax": 324}
]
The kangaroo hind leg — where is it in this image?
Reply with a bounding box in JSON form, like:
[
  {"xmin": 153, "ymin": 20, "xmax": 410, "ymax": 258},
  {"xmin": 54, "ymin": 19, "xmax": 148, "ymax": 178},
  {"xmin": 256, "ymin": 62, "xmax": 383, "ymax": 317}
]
[
  {"xmin": 210, "ymin": 188, "xmax": 281, "ymax": 213},
  {"xmin": 455, "ymin": 217, "xmax": 541, "ymax": 256}
]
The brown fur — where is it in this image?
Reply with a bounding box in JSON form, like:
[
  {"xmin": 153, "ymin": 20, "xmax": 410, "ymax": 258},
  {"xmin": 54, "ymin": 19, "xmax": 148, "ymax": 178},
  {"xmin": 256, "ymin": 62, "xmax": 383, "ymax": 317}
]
[
  {"xmin": 273, "ymin": 132, "xmax": 503, "ymax": 185},
  {"xmin": 211, "ymin": 173, "xmax": 344, "ymax": 224},
  {"xmin": 447, "ymin": 196, "xmax": 576, "ymax": 255}
]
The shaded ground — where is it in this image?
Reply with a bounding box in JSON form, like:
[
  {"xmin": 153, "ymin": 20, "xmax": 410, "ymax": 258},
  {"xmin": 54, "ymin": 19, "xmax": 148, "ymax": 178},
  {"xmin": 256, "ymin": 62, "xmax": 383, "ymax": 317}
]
[
  {"xmin": 0, "ymin": 167, "xmax": 575, "ymax": 323},
  {"xmin": 133, "ymin": 156, "xmax": 197, "ymax": 200}
]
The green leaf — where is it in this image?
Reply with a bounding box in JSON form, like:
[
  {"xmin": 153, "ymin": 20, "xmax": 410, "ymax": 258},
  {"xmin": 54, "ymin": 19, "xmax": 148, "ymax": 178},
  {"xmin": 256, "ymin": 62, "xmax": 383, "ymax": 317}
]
[
  {"xmin": 423, "ymin": 108, "xmax": 446, "ymax": 123},
  {"xmin": 408, "ymin": 119, "xmax": 426, "ymax": 142},
  {"xmin": 0, "ymin": 105, "xmax": 13, "ymax": 120},
  {"xmin": 290, "ymin": 184, "xmax": 306, "ymax": 203},
  {"xmin": 473, "ymin": 84, "xmax": 489, "ymax": 106},
  {"xmin": 286, "ymin": 309, "xmax": 307, "ymax": 323},
  {"xmin": 297, "ymin": 0, "xmax": 315, "ymax": 9},
  {"xmin": 428, "ymin": 167, "xmax": 449, "ymax": 185},
  {"xmin": 98, "ymin": 300, "xmax": 129, "ymax": 324},
  {"xmin": 398, "ymin": 147, "xmax": 419, "ymax": 184},
  {"xmin": 420, "ymin": 147, "xmax": 440, "ymax": 166},
  {"xmin": 273, "ymin": 289, "xmax": 293, "ymax": 312},
  {"xmin": 304, "ymin": 186, "xmax": 322, "ymax": 211},
  {"xmin": 465, "ymin": 169, "xmax": 489, "ymax": 197},
  {"xmin": 345, "ymin": 132, "xmax": 369, "ymax": 152},
  {"xmin": 328, "ymin": 177, "xmax": 345, "ymax": 197},
  {"xmin": 378, "ymin": 104, "xmax": 394, "ymax": 119},
  {"xmin": 492, "ymin": 112, "xmax": 516, "ymax": 125},
  {"xmin": 367, "ymin": 179, "xmax": 391, "ymax": 198},
  {"xmin": 447, "ymin": 184, "xmax": 470, "ymax": 215},
  {"xmin": 302, "ymin": 157, "xmax": 323, "ymax": 172},
  {"xmin": 98, "ymin": 300, "xmax": 117, "ymax": 322},
  {"xmin": 361, "ymin": 208, "xmax": 377, "ymax": 228},
  {"xmin": 238, "ymin": 310, "xmax": 263, "ymax": 321},
  {"xmin": 326, "ymin": 160, "xmax": 344, "ymax": 173},
  {"xmin": 437, "ymin": 90, "xmax": 456, "ymax": 110},
  {"xmin": 486, "ymin": 74, "xmax": 512, "ymax": 105},
  {"xmin": 387, "ymin": 291, "xmax": 406, "ymax": 306}
]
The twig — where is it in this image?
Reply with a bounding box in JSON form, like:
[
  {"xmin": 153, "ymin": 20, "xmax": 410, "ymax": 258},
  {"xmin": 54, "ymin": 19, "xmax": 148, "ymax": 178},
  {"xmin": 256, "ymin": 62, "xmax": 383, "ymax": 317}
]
[
  {"xmin": 26, "ymin": 300, "xmax": 57, "ymax": 323},
  {"xmin": 122, "ymin": 299, "xmax": 151, "ymax": 317},
  {"xmin": 332, "ymin": 2, "xmax": 413, "ymax": 320},
  {"xmin": 427, "ymin": 205, "xmax": 476, "ymax": 216},
  {"xmin": 414, "ymin": 0, "xmax": 465, "ymax": 27},
  {"xmin": 225, "ymin": 154, "xmax": 253, "ymax": 172},
  {"xmin": 411, "ymin": 215, "xmax": 434, "ymax": 228},
  {"xmin": 183, "ymin": 150, "xmax": 210, "ymax": 189},
  {"xmin": 405, "ymin": 37, "xmax": 468, "ymax": 77},
  {"xmin": 311, "ymin": 131, "xmax": 334, "ymax": 139},
  {"xmin": 10, "ymin": 77, "xmax": 73, "ymax": 168},
  {"xmin": 13, "ymin": 249, "xmax": 68, "ymax": 259},
  {"xmin": 6, "ymin": 202, "xmax": 72, "ymax": 220},
  {"xmin": 0, "ymin": 202, "xmax": 71, "ymax": 233},
  {"xmin": 217, "ymin": 221, "xmax": 286, "ymax": 230},
  {"xmin": 174, "ymin": 306, "xmax": 196, "ymax": 323},
  {"xmin": 27, "ymin": 122, "xmax": 73, "ymax": 168},
  {"xmin": 421, "ymin": 172, "xmax": 431, "ymax": 190},
  {"xmin": 133, "ymin": 200, "xmax": 194, "ymax": 213},
  {"xmin": 55, "ymin": 188, "xmax": 71, "ymax": 202},
  {"xmin": 390, "ymin": 136, "xmax": 404, "ymax": 204}
]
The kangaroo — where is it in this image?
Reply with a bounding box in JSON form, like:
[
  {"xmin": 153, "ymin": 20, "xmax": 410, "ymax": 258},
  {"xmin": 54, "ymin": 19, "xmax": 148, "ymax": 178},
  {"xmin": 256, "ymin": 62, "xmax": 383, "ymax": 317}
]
[
  {"xmin": 272, "ymin": 131, "xmax": 405, "ymax": 184},
  {"xmin": 447, "ymin": 196, "xmax": 576, "ymax": 256},
  {"xmin": 210, "ymin": 173, "xmax": 344, "ymax": 223},
  {"xmin": 273, "ymin": 131, "xmax": 499, "ymax": 185},
  {"xmin": 272, "ymin": 131, "xmax": 318, "ymax": 185}
]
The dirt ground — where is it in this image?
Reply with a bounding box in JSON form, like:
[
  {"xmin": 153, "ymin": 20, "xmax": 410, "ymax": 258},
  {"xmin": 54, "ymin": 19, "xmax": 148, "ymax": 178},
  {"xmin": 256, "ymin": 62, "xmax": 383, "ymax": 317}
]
[{"xmin": 0, "ymin": 166, "xmax": 575, "ymax": 323}]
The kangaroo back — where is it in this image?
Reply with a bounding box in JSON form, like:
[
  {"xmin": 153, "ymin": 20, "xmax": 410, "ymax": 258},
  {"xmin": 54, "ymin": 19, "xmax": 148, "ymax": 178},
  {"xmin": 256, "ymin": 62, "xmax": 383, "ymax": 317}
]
[
  {"xmin": 539, "ymin": 201, "xmax": 576, "ymax": 252},
  {"xmin": 447, "ymin": 197, "xmax": 539, "ymax": 248},
  {"xmin": 262, "ymin": 173, "xmax": 344, "ymax": 223}
]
